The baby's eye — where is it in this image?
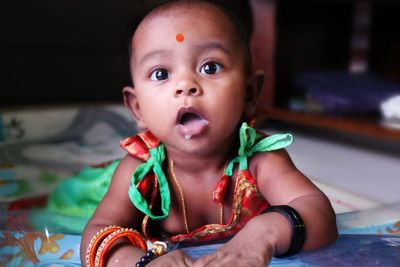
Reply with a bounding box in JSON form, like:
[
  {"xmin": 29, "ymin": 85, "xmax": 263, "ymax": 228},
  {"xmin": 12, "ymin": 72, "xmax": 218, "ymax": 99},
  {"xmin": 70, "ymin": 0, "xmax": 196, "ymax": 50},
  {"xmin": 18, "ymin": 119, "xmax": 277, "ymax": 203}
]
[
  {"xmin": 200, "ymin": 62, "xmax": 222, "ymax": 75},
  {"xmin": 150, "ymin": 68, "xmax": 169, "ymax": 81}
]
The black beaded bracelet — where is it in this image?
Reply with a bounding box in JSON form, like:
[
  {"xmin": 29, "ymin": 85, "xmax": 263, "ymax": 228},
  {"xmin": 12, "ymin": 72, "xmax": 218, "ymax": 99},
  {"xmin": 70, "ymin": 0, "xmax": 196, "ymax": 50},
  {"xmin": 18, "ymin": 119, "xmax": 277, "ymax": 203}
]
[
  {"xmin": 262, "ymin": 205, "xmax": 306, "ymax": 257},
  {"xmin": 135, "ymin": 250, "xmax": 154, "ymax": 267},
  {"xmin": 135, "ymin": 241, "xmax": 169, "ymax": 267}
]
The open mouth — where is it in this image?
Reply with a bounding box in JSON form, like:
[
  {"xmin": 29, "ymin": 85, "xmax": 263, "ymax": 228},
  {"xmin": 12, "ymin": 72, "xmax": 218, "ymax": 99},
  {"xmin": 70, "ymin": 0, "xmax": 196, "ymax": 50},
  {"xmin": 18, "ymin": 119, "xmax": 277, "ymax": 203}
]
[
  {"xmin": 176, "ymin": 107, "xmax": 209, "ymax": 139},
  {"xmin": 179, "ymin": 112, "xmax": 203, "ymax": 125},
  {"xmin": 177, "ymin": 107, "xmax": 206, "ymax": 125}
]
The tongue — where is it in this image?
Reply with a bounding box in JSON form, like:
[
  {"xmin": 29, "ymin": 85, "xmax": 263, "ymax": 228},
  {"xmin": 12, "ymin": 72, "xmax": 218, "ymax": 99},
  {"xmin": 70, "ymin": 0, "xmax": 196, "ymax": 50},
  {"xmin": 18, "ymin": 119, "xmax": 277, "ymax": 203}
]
[{"xmin": 177, "ymin": 116, "xmax": 209, "ymax": 139}]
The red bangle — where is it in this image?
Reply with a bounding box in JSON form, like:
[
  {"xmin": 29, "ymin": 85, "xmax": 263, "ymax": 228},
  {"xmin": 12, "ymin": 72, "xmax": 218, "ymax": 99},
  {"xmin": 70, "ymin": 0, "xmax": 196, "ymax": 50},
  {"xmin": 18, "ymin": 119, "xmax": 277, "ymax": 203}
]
[
  {"xmin": 86, "ymin": 226, "xmax": 147, "ymax": 267},
  {"xmin": 95, "ymin": 228, "xmax": 147, "ymax": 267},
  {"xmin": 86, "ymin": 225, "xmax": 121, "ymax": 267}
]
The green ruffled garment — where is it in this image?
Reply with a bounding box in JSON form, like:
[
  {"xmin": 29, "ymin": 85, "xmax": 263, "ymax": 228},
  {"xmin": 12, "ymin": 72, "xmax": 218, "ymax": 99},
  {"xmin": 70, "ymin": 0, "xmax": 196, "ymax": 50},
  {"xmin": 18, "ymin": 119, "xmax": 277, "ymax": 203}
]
[{"xmin": 31, "ymin": 160, "xmax": 119, "ymax": 234}]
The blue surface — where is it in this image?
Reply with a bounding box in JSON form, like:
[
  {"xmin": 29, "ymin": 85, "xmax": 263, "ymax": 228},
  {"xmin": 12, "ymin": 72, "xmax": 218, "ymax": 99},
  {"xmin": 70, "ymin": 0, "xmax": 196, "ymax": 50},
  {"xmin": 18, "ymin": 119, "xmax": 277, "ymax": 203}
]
[
  {"xmin": 182, "ymin": 235, "xmax": 400, "ymax": 266},
  {"xmin": 1, "ymin": 232, "xmax": 399, "ymax": 267},
  {"xmin": 1, "ymin": 203, "xmax": 399, "ymax": 266}
]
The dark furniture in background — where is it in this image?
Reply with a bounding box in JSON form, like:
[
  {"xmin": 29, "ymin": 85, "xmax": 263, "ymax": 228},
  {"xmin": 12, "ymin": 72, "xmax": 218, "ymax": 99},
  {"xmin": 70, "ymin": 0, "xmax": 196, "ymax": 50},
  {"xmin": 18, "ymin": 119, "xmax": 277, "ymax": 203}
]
[{"xmin": 251, "ymin": 0, "xmax": 400, "ymax": 142}]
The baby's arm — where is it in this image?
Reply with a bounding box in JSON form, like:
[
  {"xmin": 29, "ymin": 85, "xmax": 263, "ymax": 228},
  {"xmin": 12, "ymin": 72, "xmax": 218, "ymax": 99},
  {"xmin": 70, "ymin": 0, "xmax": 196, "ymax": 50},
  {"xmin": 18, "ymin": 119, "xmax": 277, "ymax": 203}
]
[
  {"xmin": 254, "ymin": 149, "xmax": 338, "ymax": 254},
  {"xmin": 194, "ymin": 149, "xmax": 338, "ymax": 267},
  {"xmin": 80, "ymin": 155, "xmax": 194, "ymax": 267},
  {"xmin": 80, "ymin": 155, "xmax": 145, "ymax": 266}
]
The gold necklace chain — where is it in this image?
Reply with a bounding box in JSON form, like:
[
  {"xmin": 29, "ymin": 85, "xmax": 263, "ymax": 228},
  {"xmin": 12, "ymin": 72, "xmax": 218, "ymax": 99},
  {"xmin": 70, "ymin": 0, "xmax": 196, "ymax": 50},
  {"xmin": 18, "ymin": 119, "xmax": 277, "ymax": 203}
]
[
  {"xmin": 168, "ymin": 159, "xmax": 225, "ymax": 235},
  {"xmin": 168, "ymin": 159, "xmax": 190, "ymax": 234}
]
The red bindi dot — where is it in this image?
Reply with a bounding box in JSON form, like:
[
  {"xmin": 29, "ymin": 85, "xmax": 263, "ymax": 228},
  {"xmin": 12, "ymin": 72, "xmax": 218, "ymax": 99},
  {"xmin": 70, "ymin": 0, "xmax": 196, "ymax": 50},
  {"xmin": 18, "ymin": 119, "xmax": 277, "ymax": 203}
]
[{"xmin": 176, "ymin": 33, "xmax": 184, "ymax": 42}]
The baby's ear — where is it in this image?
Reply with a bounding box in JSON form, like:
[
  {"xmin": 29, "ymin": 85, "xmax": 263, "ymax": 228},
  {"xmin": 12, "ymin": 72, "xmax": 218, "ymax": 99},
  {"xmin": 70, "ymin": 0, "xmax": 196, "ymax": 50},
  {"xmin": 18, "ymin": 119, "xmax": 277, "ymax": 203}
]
[
  {"xmin": 245, "ymin": 70, "xmax": 265, "ymax": 115},
  {"xmin": 122, "ymin": 86, "xmax": 147, "ymax": 130}
]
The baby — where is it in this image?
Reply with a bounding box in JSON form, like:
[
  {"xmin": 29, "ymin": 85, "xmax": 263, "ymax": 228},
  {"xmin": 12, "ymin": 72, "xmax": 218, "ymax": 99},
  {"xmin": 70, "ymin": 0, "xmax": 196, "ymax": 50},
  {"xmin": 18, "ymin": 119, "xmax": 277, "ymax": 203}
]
[{"xmin": 81, "ymin": 1, "xmax": 338, "ymax": 266}]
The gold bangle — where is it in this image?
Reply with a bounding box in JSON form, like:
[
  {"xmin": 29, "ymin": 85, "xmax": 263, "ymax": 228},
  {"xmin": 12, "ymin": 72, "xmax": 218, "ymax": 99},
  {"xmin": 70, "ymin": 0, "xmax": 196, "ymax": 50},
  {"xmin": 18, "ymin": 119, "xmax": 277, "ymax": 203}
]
[
  {"xmin": 86, "ymin": 225, "xmax": 121, "ymax": 267},
  {"xmin": 94, "ymin": 228, "xmax": 147, "ymax": 267}
]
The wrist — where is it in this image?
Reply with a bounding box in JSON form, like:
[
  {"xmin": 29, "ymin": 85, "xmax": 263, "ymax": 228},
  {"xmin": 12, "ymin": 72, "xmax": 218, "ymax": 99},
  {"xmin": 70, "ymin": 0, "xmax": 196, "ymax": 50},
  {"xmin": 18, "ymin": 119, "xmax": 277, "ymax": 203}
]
[
  {"xmin": 250, "ymin": 211, "xmax": 288, "ymax": 255},
  {"xmin": 106, "ymin": 245, "xmax": 144, "ymax": 267},
  {"xmin": 85, "ymin": 226, "xmax": 147, "ymax": 267},
  {"xmin": 239, "ymin": 214, "xmax": 281, "ymax": 257},
  {"xmin": 262, "ymin": 205, "xmax": 306, "ymax": 257}
]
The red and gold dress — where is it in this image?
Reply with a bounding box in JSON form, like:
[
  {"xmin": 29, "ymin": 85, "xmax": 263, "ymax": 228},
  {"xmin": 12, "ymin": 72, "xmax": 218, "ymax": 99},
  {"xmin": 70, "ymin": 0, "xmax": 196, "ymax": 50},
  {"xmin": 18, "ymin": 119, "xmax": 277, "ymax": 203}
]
[{"xmin": 121, "ymin": 122, "xmax": 293, "ymax": 244}]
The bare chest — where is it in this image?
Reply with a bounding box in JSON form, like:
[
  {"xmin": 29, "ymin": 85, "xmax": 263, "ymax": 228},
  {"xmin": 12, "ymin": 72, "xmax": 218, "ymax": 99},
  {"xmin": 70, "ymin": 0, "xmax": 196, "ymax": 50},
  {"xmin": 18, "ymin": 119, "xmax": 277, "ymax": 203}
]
[{"xmin": 160, "ymin": 177, "xmax": 234, "ymax": 236}]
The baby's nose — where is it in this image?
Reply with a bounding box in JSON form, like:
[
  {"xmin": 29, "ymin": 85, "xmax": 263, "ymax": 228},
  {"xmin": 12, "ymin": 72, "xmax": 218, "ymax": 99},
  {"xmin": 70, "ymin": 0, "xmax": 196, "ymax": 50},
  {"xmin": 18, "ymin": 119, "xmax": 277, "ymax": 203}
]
[{"xmin": 175, "ymin": 87, "xmax": 200, "ymax": 96}]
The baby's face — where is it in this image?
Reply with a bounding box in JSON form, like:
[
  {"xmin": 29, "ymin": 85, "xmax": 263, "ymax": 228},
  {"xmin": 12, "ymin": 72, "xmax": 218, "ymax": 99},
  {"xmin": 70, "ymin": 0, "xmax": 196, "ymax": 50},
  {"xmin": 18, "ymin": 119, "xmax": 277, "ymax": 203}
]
[{"xmin": 129, "ymin": 3, "xmax": 250, "ymax": 155}]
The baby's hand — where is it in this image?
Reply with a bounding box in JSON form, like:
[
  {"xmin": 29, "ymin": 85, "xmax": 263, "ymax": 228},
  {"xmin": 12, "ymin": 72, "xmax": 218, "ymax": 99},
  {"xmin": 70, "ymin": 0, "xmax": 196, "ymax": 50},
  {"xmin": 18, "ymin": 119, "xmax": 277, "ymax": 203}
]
[
  {"xmin": 192, "ymin": 246, "xmax": 270, "ymax": 267},
  {"xmin": 147, "ymin": 249, "xmax": 194, "ymax": 267},
  {"xmin": 192, "ymin": 219, "xmax": 275, "ymax": 267}
]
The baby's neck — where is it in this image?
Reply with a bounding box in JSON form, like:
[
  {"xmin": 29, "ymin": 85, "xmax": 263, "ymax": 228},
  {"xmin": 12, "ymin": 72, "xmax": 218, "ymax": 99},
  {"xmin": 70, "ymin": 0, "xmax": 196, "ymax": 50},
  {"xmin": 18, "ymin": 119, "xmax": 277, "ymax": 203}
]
[{"xmin": 168, "ymin": 152, "xmax": 228, "ymax": 174}]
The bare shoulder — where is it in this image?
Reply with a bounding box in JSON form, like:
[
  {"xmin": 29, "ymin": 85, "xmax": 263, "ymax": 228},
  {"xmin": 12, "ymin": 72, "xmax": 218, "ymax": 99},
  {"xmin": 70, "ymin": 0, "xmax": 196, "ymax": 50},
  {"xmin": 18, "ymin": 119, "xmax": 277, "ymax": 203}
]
[
  {"xmin": 249, "ymin": 148, "xmax": 296, "ymax": 180},
  {"xmin": 249, "ymin": 149, "xmax": 324, "ymax": 204},
  {"xmin": 109, "ymin": 154, "xmax": 143, "ymax": 189}
]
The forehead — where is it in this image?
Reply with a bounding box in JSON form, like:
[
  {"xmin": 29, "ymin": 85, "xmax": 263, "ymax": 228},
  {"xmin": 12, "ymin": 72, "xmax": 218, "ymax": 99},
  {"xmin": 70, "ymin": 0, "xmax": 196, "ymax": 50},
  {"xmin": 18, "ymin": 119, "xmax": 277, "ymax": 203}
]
[{"xmin": 131, "ymin": 2, "xmax": 241, "ymax": 52}]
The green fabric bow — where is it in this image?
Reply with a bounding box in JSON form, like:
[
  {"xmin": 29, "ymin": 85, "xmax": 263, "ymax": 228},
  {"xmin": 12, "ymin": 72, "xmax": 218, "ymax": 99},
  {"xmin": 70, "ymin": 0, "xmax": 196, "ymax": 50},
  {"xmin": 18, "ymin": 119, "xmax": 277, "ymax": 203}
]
[
  {"xmin": 128, "ymin": 143, "xmax": 171, "ymax": 220},
  {"xmin": 129, "ymin": 122, "xmax": 292, "ymax": 220},
  {"xmin": 225, "ymin": 122, "xmax": 293, "ymax": 176}
]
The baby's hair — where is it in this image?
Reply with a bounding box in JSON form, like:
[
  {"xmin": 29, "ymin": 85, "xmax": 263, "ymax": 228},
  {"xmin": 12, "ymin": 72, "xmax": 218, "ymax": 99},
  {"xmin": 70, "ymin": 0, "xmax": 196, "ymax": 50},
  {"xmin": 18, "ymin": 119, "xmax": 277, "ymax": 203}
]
[
  {"xmin": 128, "ymin": 0, "xmax": 253, "ymax": 86},
  {"xmin": 143, "ymin": 0, "xmax": 252, "ymax": 42}
]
